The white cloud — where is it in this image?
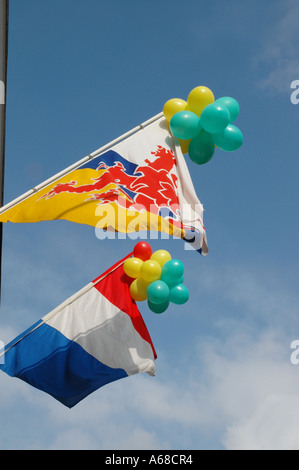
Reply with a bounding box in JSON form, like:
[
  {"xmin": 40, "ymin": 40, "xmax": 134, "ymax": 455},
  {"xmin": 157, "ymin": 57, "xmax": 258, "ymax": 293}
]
[
  {"xmin": 254, "ymin": 0, "xmax": 299, "ymax": 93},
  {"xmin": 46, "ymin": 329, "xmax": 299, "ymax": 450},
  {"xmin": 48, "ymin": 428, "xmax": 100, "ymax": 450},
  {"xmin": 1, "ymin": 228, "xmax": 299, "ymax": 450},
  {"xmin": 1, "ymin": 322, "xmax": 299, "ymax": 450},
  {"xmin": 223, "ymin": 395, "xmax": 299, "ymax": 450},
  {"xmin": 106, "ymin": 427, "xmax": 169, "ymax": 451}
]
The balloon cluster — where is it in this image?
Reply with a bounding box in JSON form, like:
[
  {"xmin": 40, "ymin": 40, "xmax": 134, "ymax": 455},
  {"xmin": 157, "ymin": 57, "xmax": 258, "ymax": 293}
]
[
  {"xmin": 163, "ymin": 86, "xmax": 243, "ymax": 165},
  {"xmin": 124, "ymin": 241, "xmax": 189, "ymax": 314}
]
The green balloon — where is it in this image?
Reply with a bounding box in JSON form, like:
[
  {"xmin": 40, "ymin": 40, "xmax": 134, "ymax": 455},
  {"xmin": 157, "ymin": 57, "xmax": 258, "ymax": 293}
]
[
  {"xmin": 215, "ymin": 97, "xmax": 239, "ymax": 122},
  {"xmin": 188, "ymin": 130, "xmax": 215, "ymax": 165},
  {"xmin": 161, "ymin": 259, "xmax": 184, "ymax": 288},
  {"xmin": 200, "ymin": 102, "xmax": 230, "ymax": 134},
  {"xmin": 148, "ymin": 299, "xmax": 169, "ymax": 314},
  {"xmin": 147, "ymin": 280, "xmax": 170, "ymax": 305},
  {"xmin": 169, "ymin": 284, "xmax": 189, "ymax": 305},
  {"xmin": 212, "ymin": 124, "xmax": 243, "ymax": 151},
  {"xmin": 170, "ymin": 111, "xmax": 201, "ymax": 140}
]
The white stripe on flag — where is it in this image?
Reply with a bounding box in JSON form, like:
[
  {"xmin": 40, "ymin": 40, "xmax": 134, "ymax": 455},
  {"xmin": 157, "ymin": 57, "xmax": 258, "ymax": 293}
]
[{"xmin": 47, "ymin": 286, "xmax": 155, "ymax": 376}]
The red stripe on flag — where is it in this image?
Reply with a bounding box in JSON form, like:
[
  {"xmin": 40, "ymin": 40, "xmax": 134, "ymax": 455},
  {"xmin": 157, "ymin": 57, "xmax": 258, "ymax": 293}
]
[{"xmin": 92, "ymin": 254, "xmax": 157, "ymax": 359}]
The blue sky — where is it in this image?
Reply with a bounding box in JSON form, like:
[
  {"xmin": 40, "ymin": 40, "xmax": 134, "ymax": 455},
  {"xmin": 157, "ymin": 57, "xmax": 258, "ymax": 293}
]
[{"xmin": 0, "ymin": 0, "xmax": 299, "ymax": 450}]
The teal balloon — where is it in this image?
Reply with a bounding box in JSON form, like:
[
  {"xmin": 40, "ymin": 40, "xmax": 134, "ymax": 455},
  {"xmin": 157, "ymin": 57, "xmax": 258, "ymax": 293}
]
[
  {"xmin": 147, "ymin": 280, "xmax": 170, "ymax": 305},
  {"xmin": 170, "ymin": 111, "xmax": 201, "ymax": 140},
  {"xmin": 161, "ymin": 259, "xmax": 184, "ymax": 288},
  {"xmin": 169, "ymin": 284, "xmax": 190, "ymax": 305},
  {"xmin": 215, "ymin": 97, "xmax": 239, "ymax": 122},
  {"xmin": 213, "ymin": 124, "xmax": 243, "ymax": 151},
  {"xmin": 188, "ymin": 130, "xmax": 215, "ymax": 165},
  {"xmin": 148, "ymin": 299, "xmax": 169, "ymax": 314},
  {"xmin": 200, "ymin": 102, "xmax": 230, "ymax": 134}
]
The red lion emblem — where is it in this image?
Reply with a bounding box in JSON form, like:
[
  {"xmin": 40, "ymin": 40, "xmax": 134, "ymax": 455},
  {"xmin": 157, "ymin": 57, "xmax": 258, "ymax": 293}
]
[{"xmin": 42, "ymin": 146, "xmax": 180, "ymax": 219}]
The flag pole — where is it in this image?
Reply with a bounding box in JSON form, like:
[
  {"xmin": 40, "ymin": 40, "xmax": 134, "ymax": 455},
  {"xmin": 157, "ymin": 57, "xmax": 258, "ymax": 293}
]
[
  {"xmin": 0, "ymin": 0, "xmax": 9, "ymax": 302},
  {"xmin": 0, "ymin": 111, "xmax": 164, "ymax": 215}
]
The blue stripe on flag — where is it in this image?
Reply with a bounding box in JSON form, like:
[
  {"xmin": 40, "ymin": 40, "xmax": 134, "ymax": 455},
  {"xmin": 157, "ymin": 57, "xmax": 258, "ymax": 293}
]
[
  {"xmin": 80, "ymin": 149, "xmax": 139, "ymax": 175},
  {"xmin": 0, "ymin": 319, "xmax": 44, "ymax": 355},
  {"xmin": 0, "ymin": 322, "xmax": 128, "ymax": 408}
]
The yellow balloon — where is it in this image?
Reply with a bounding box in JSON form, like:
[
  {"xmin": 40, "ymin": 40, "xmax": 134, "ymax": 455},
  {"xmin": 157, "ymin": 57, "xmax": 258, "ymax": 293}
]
[
  {"xmin": 187, "ymin": 86, "xmax": 215, "ymax": 117},
  {"xmin": 123, "ymin": 257, "xmax": 143, "ymax": 279},
  {"xmin": 163, "ymin": 98, "xmax": 187, "ymax": 123},
  {"xmin": 150, "ymin": 249, "xmax": 172, "ymax": 268},
  {"xmin": 129, "ymin": 278, "xmax": 149, "ymax": 301},
  {"xmin": 178, "ymin": 138, "xmax": 191, "ymax": 154},
  {"xmin": 140, "ymin": 259, "xmax": 162, "ymax": 283}
]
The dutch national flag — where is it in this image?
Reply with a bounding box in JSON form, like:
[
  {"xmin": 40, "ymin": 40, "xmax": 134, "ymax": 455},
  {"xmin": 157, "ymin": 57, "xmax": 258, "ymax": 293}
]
[{"xmin": 0, "ymin": 254, "xmax": 156, "ymax": 408}]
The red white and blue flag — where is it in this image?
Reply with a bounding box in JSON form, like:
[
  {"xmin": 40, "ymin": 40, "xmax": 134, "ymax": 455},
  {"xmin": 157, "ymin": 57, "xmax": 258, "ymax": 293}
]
[{"xmin": 0, "ymin": 254, "xmax": 156, "ymax": 407}]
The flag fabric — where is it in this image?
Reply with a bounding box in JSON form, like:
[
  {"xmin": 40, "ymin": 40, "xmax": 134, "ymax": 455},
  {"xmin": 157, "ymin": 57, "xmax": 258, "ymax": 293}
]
[
  {"xmin": 0, "ymin": 116, "xmax": 208, "ymax": 254},
  {"xmin": 0, "ymin": 254, "xmax": 156, "ymax": 408}
]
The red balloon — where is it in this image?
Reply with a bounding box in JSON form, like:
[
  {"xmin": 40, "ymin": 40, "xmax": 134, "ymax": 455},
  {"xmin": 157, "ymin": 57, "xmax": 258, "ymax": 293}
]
[{"xmin": 133, "ymin": 241, "xmax": 152, "ymax": 261}]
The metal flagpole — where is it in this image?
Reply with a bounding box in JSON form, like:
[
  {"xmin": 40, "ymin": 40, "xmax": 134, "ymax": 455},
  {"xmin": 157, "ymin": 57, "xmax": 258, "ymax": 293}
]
[
  {"xmin": 0, "ymin": 111, "xmax": 164, "ymax": 215},
  {"xmin": 0, "ymin": 0, "xmax": 8, "ymax": 302}
]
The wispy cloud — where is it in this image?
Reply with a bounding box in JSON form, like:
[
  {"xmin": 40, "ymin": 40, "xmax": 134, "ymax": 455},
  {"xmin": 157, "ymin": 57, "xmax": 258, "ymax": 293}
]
[
  {"xmin": 1, "ymin": 325, "xmax": 298, "ymax": 450},
  {"xmin": 254, "ymin": 0, "xmax": 299, "ymax": 93},
  {"xmin": 1, "ymin": 223, "xmax": 299, "ymax": 449}
]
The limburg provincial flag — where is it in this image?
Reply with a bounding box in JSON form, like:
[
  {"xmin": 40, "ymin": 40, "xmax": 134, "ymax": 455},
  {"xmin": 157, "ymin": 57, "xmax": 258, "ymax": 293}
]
[
  {"xmin": 0, "ymin": 115, "xmax": 208, "ymax": 254},
  {"xmin": 0, "ymin": 253, "xmax": 156, "ymax": 408}
]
